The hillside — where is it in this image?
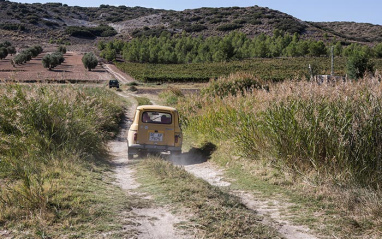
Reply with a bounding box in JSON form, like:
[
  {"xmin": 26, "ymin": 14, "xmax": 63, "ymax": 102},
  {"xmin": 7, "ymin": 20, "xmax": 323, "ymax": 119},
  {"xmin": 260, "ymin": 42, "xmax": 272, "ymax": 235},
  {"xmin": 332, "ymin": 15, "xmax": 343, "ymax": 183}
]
[{"xmin": 0, "ymin": 1, "xmax": 381, "ymax": 45}]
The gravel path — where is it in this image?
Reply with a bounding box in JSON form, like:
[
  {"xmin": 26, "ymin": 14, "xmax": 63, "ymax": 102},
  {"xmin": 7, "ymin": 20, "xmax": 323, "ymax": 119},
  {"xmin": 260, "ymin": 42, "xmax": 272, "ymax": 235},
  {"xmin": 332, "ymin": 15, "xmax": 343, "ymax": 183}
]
[
  {"xmin": 107, "ymin": 73, "xmax": 320, "ymax": 239},
  {"xmin": 107, "ymin": 95, "xmax": 193, "ymax": 238}
]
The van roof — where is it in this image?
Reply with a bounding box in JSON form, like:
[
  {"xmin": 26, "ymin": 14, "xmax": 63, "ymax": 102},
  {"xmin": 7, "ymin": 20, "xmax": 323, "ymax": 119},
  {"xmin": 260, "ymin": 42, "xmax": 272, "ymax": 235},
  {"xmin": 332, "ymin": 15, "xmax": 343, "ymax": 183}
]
[{"xmin": 137, "ymin": 105, "xmax": 177, "ymax": 112}]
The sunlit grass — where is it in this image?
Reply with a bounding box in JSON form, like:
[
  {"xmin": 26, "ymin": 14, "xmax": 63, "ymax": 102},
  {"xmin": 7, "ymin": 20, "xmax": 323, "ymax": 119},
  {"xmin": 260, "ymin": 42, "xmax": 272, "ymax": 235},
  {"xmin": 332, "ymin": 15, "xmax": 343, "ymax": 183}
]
[
  {"xmin": 0, "ymin": 84, "xmax": 131, "ymax": 237},
  {"xmin": 177, "ymin": 73, "xmax": 382, "ymax": 237}
]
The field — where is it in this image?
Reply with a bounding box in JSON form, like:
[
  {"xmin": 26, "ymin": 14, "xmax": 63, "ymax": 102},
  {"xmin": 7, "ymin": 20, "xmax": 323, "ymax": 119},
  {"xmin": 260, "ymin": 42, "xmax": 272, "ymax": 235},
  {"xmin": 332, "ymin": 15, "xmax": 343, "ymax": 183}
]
[
  {"xmin": 0, "ymin": 51, "xmax": 113, "ymax": 83},
  {"xmin": 117, "ymin": 57, "xmax": 382, "ymax": 83}
]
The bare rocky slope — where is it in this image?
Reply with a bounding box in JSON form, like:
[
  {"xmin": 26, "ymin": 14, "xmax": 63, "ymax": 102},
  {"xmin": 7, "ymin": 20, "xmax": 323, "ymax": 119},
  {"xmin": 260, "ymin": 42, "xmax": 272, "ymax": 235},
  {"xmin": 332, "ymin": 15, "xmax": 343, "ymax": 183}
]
[{"xmin": 1, "ymin": 1, "xmax": 381, "ymax": 45}]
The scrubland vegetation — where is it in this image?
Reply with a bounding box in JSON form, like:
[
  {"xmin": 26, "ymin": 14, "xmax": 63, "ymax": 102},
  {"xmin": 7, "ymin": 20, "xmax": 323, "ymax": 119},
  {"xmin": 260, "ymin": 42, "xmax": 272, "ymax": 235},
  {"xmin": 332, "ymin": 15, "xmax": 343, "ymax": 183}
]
[
  {"xmin": 161, "ymin": 73, "xmax": 382, "ymax": 237},
  {"xmin": 0, "ymin": 85, "xmax": 128, "ymax": 237}
]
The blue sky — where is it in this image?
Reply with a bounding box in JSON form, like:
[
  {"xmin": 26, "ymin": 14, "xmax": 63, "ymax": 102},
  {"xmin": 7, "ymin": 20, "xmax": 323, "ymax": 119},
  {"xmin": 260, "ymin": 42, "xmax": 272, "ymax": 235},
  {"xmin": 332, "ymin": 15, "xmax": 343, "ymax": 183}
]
[{"xmin": 16, "ymin": 0, "xmax": 382, "ymax": 25}]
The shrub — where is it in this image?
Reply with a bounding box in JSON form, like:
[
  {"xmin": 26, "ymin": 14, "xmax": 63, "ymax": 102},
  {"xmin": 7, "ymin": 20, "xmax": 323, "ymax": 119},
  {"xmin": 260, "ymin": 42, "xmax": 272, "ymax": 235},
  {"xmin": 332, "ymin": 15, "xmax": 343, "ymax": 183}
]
[
  {"xmin": 0, "ymin": 47, "xmax": 8, "ymax": 59},
  {"xmin": 202, "ymin": 73, "xmax": 266, "ymax": 98},
  {"xmin": 346, "ymin": 51, "xmax": 374, "ymax": 79},
  {"xmin": 0, "ymin": 23, "xmax": 25, "ymax": 31},
  {"xmin": 42, "ymin": 52, "xmax": 64, "ymax": 70},
  {"xmin": 82, "ymin": 52, "xmax": 98, "ymax": 71},
  {"xmin": 216, "ymin": 23, "xmax": 243, "ymax": 31},
  {"xmin": 184, "ymin": 24, "xmax": 207, "ymax": 33},
  {"xmin": 274, "ymin": 18, "xmax": 306, "ymax": 34}
]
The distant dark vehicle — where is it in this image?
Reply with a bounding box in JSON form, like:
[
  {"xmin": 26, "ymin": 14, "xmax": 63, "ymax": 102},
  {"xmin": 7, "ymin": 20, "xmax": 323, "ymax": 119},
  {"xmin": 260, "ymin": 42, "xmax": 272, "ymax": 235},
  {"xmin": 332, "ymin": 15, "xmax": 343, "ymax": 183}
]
[{"xmin": 109, "ymin": 79, "xmax": 119, "ymax": 88}]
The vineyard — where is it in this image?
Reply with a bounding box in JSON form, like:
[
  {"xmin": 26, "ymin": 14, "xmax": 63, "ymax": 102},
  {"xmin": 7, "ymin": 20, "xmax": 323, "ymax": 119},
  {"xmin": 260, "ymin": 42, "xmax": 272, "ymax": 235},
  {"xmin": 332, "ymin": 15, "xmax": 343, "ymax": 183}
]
[{"xmin": 117, "ymin": 57, "xmax": 382, "ymax": 82}]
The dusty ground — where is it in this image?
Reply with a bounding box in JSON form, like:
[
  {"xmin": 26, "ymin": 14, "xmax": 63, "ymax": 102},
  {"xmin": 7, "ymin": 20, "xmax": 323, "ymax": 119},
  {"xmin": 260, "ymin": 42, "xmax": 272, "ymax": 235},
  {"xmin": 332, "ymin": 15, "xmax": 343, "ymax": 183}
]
[{"xmin": 0, "ymin": 51, "xmax": 112, "ymax": 83}]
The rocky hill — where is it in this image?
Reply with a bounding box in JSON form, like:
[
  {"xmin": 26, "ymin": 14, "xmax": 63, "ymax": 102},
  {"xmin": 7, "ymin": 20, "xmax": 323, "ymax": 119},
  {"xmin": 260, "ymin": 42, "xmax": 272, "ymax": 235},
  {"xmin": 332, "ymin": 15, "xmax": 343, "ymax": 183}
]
[{"xmin": 0, "ymin": 0, "xmax": 381, "ymax": 45}]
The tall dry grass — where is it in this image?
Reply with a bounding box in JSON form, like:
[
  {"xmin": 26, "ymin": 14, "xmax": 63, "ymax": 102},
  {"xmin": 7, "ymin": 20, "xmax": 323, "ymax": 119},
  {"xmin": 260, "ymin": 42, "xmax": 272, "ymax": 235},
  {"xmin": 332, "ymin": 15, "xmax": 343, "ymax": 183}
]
[
  {"xmin": 178, "ymin": 72, "xmax": 382, "ymax": 188},
  {"xmin": 0, "ymin": 84, "xmax": 125, "ymax": 228}
]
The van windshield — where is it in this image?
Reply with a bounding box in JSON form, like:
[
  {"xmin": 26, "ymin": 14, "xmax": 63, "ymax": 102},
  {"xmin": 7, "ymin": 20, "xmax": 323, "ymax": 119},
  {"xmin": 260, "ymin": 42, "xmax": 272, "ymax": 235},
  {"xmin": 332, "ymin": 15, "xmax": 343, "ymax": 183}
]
[{"xmin": 142, "ymin": 111, "xmax": 172, "ymax": 124}]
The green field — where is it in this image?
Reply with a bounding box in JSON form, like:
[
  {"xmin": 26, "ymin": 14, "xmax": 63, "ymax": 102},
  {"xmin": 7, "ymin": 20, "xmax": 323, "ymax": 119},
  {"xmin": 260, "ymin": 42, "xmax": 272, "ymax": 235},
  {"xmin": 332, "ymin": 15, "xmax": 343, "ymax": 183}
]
[{"xmin": 117, "ymin": 57, "xmax": 382, "ymax": 82}]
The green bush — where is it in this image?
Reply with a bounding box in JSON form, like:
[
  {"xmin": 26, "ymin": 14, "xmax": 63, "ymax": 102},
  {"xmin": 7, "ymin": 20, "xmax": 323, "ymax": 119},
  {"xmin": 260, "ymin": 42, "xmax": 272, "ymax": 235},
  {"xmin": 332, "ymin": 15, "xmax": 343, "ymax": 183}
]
[
  {"xmin": 202, "ymin": 73, "xmax": 265, "ymax": 98},
  {"xmin": 66, "ymin": 25, "xmax": 117, "ymax": 38},
  {"xmin": 0, "ymin": 23, "xmax": 26, "ymax": 31},
  {"xmin": 346, "ymin": 51, "xmax": 374, "ymax": 79},
  {"xmin": 184, "ymin": 24, "xmax": 207, "ymax": 33},
  {"xmin": 82, "ymin": 52, "xmax": 98, "ymax": 71},
  {"xmin": 216, "ymin": 23, "xmax": 243, "ymax": 31}
]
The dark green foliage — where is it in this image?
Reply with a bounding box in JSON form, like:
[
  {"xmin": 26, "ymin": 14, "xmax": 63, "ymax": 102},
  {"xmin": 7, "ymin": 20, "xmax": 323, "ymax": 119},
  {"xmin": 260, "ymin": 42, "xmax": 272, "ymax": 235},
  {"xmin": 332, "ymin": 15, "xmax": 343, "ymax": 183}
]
[
  {"xmin": 0, "ymin": 41, "xmax": 11, "ymax": 48},
  {"xmin": 202, "ymin": 75, "xmax": 264, "ymax": 98},
  {"xmin": 374, "ymin": 43, "xmax": 382, "ymax": 58},
  {"xmin": 13, "ymin": 53, "xmax": 28, "ymax": 64},
  {"xmin": 6, "ymin": 46, "xmax": 16, "ymax": 55},
  {"xmin": 0, "ymin": 23, "xmax": 26, "ymax": 31},
  {"xmin": 274, "ymin": 18, "xmax": 306, "ymax": 34},
  {"xmin": 109, "ymin": 31, "xmax": 367, "ymax": 65},
  {"xmin": 309, "ymin": 41, "xmax": 328, "ymax": 57},
  {"xmin": 43, "ymin": 20, "xmax": 60, "ymax": 27},
  {"xmin": 82, "ymin": 52, "xmax": 98, "ymax": 71},
  {"xmin": 13, "ymin": 45, "xmax": 43, "ymax": 65},
  {"xmin": 184, "ymin": 24, "xmax": 207, "ymax": 33},
  {"xmin": 346, "ymin": 51, "xmax": 374, "ymax": 79},
  {"xmin": 58, "ymin": 45, "xmax": 66, "ymax": 54},
  {"xmin": 100, "ymin": 46, "xmax": 116, "ymax": 62},
  {"xmin": 131, "ymin": 27, "xmax": 172, "ymax": 38},
  {"xmin": 0, "ymin": 47, "xmax": 8, "ymax": 59},
  {"xmin": 42, "ymin": 52, "xmax": 64, "ymax": 70},
  {"xmin": 216, "ymin": 23, "xmax": 243, "ymax": 31},
  {"xmin": 65, "ymin": 25, "xmax": 117, "ymax": 38}
]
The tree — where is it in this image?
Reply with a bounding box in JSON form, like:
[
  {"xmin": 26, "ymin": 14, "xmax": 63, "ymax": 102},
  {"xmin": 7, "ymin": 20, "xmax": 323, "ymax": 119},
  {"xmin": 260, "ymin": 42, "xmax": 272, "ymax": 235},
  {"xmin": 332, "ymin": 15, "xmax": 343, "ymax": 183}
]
[
  {"xmin": 13, "ymin": 53, "xmax": 29, "ymax": 64},
  {"xmin": 42, "ymin": 53, "xmax": 64, "ymax": 70},
  {"xmin": 100, "ymin": 45, "xmax": 117, "ymax": 62},
  {"xmin": 309, "ymin": 41, "xmax": 327, "ymax": 57},
  {"xmin": 0, "ymin": 47, "xmax": 8, "ymax": 59},
  {"xmin": 82, "ymin": 52, "xmax": 98, "ymax": 71},
  {"xmin": 346, "ymin": 51, "xmax": 374, "ymax": 79},
  {"xmin": 42, "ymin": 54, "xmax": 54, "ymax": 70},
  {"xmin": 58, "ymin": 46, "xmax": 66, "ymax": 54},
  {"xmin": 374, "ymin": 43, "xmax": 382, "ymax": 58},
  {"xmin": 6, "ymin": 46, "xmax": 16, "ymax": 55}
]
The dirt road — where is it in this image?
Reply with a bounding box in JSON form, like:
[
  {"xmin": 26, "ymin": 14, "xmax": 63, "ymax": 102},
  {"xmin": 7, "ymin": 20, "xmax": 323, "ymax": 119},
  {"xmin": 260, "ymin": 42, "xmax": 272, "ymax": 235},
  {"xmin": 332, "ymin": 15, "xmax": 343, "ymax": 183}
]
[
  {"xmin": 107, "ymin": 94, "xmax": 194, "ymax": 238},
  {"xmin": 103, "ymin": 65, "xmax": 319, "ymax": 238},
  {"xmin": 105, "ymin": 88, "xmax": 319, "ymax": 238}
]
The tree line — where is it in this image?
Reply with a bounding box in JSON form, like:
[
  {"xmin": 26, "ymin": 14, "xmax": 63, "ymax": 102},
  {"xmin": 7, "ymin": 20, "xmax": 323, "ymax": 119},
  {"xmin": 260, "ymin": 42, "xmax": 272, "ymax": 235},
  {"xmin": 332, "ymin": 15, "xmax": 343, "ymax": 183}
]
[
  {"xmin": 3, "ymin": 42, "xmax": 99, "ymax": 72},
  {"xmin": 98, "ymin": 30, "xmax": 382, "ymax": 64}
]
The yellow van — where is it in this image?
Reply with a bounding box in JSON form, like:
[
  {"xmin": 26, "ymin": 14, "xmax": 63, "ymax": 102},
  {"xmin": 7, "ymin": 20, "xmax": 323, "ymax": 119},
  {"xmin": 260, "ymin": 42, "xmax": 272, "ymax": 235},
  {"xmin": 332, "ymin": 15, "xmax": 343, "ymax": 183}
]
[{"xmin": 127, "ymin": 105, "xmax": 182, "ymax": 159}]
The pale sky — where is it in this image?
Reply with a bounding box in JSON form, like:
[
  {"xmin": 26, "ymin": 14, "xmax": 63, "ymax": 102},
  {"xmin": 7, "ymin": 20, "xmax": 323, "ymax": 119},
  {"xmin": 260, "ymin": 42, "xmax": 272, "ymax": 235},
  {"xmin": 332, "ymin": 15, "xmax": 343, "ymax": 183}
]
[{"xmin": 15, "ymin": 0, "xmax": 382, "ymax": 25}]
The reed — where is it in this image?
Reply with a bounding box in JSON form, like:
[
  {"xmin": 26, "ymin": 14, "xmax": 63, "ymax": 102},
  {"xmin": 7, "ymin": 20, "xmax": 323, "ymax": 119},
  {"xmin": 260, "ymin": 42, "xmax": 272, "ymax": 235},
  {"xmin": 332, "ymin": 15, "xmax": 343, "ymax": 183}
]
[
  {"xmin": 0, "ymin": 84, "xmax": 125, "ymax": 230},
  {"xmin": 178, "ymin": 73, "xmax": 382, "ymax": 188}
]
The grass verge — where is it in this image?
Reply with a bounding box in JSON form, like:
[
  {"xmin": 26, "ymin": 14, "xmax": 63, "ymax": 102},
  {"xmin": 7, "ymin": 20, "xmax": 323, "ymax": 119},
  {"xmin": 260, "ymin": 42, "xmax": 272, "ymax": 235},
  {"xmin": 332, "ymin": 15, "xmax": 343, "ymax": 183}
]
[
  {"xmin": 177, "ymin": 75, "xmax": 382, "ymax": 238},
  {"xmin": 206, "ymin": 140, "xmax": 382, "ymax": 238},
  {"xmin": 136, "ymin": 157, "xmax": 281, "ymax": 239},
  {"xmin": 0, "ymin": 84, "xmax": 136, "ymax": 237}
]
